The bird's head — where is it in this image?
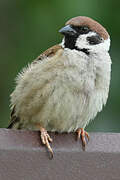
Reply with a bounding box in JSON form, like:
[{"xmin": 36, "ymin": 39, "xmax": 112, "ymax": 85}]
[{"xmin": 59, "ymin": 16, "xmax": 110, "ymax": 55}]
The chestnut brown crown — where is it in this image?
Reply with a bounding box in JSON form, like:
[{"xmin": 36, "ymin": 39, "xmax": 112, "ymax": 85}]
[{"xmin": 66, "ymin": 16, "xmax": 109, "ymax": 40}]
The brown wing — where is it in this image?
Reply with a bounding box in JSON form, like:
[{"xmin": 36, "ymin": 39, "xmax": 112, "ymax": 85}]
[
  {"xmin": 8, "ymin": 44, "xmax": 63, "ymax": 128},
  {"xmin": 33, "ymin": 44, "xmax": 63, "ymax": 63}
]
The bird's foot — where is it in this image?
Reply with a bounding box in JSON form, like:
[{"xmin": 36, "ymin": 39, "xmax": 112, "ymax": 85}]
[
  {"xmin": 35, "ymin": 124, "xmax": 53, "ymax": 159},
  {"xmin": 76, "ymin": 128, "xmax": 89, "ymax": 150},
  {"xmin": 40, "ymin": 127, "xmax": 53, "ymax": 158}
]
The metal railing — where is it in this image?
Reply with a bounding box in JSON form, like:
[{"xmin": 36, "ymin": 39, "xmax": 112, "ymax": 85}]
[{"xmin": 0, "ymin": 129, "xmax": 120, "ymax": 180}]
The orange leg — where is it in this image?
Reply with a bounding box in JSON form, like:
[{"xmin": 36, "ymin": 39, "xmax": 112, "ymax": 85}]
[
  {"xmin": 35, "ymin": 123, "xmax": 53, "ymax": 158},
  {"xmin": 76, "ymin": 128, "xmax": 90, "ymax": 150}
]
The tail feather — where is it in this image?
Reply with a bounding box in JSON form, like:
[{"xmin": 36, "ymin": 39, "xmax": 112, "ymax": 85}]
[
  {"xmin": 7, "ymin": 117, "xmax": 20, "ymax": 129},
  {"xmin": 8, "ymin": 105, "xmax": 20, "ymax": 129}
]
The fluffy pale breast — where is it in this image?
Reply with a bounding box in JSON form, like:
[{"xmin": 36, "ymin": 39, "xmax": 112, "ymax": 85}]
[{"xmin": 9, "ymin": 45, "xmax": 111, "ymax": 132}]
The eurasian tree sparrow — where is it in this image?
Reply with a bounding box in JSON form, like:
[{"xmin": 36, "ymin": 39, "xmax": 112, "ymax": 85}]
[{"xmin": 8, "ymin": 16, "xmax": 111, "ymax": 157}]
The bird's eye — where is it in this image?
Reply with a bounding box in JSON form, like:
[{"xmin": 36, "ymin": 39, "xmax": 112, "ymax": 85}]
[
  {"xmin": 81, "ymin": 26, "xmax": 89, "ymax": 32},
  {"xmin": 72, "ymin": 26, "xmax": 90, "ymax": 34}
]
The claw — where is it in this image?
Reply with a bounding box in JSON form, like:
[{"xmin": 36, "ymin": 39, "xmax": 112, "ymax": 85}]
[
  {"xmin": 76, "ymin": 128, "xmax": 89, "ymax": 150},
  {"xmin": 35, "ymin": 123, "xmax": 53, "ymax": 159},
  {"xmin": 40, "ymin": 128, "xmax": 53, "ymax": 158}
]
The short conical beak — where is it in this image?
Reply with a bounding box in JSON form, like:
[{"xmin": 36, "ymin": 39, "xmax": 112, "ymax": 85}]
[{"xmin": 59, "ymin": 25, "xmax": 77, "ymax": 36}]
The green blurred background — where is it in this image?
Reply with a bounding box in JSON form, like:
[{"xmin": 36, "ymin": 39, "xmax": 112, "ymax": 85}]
[{"xmin": 0, "ymin": 0, "xmax": 120, "ymax": 132}]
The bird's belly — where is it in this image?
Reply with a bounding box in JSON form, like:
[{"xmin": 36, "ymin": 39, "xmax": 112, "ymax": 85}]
[
  {"xmin": 33, "ymin": 90, "xmax": 89, "ymax": 132},
  {"xmin": 16, "ymin": 68, "xmax": 108, "ymax": 132},
  {"xmin": 27, "ymin": 85, "xmax": 107, "ymax": 132},
  {"xmin": 25, "ymin": 79, "xmax": 94, "ymax": 132}
]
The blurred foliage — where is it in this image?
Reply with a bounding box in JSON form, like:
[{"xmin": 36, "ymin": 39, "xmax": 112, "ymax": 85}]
[{"xmin": 0, "ymin": 0, "xmax": 120, "ymax": 132}]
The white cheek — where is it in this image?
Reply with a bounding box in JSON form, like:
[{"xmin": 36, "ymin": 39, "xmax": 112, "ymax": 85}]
[
  {"xmin": 75, "ymin": 32, "xmax": 96, "ymax": 49},
  {"xmin": 89, "ymin": 38, "xmax": 110, "ymax": 52},
  {"xmin": 98, "ymin": 38, "xmax": 110, "ymax": 51},
  {"xmin": 75, "ymin": 32, "xmax": 110, "ymax": 52}
]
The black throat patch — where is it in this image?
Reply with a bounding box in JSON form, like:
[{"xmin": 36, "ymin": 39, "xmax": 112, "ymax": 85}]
[
  {"xmin": 64, "ymin": 35, "xmax": 89, "ymax": 56},
  {"xmin": 64, "ymin": 35, "xmax": 77, "ymax": 50}
]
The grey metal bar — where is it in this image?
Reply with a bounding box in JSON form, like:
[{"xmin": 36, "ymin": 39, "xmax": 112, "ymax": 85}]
[{"xmin": 0, "ymin": 129, "xmax": 120, "ymax": 180}]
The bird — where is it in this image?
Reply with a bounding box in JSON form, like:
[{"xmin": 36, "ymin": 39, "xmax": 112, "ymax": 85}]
[{"xmin": 8, "ymin": 16, "xmax": 111, "ymax": 158}]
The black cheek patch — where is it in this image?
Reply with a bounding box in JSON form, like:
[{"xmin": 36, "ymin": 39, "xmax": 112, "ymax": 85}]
[{"xmin": 87, "ymin": 35, "xmax": 102, "ymax": 45}]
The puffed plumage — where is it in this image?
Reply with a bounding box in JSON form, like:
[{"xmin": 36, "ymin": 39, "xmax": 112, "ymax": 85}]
[{"xmin": 8, "ymin": 16, "xmax": 112, "ymax": 156}]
